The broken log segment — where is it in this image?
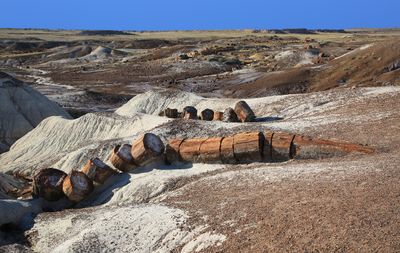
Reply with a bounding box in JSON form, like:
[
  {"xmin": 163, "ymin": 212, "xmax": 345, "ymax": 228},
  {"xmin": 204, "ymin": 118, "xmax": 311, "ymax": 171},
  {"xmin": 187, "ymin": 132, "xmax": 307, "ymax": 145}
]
[
  {"xmin": 223, "ymin": 108, "xmax": 240, "ymax": 122},
  {"xmin": 183, "ymin": 106, "xmax": 198, "ymax": 120},
  {"xmin": 164, "ymin": 108, "xmax": 179, "ymax": 118},
  {"xmin": 213, "ymin": 111, "xmax": 223, "ymax": 121},
  {"xmin": 131, "ymin": 133, "xmax": 165, "ymax": 166},
  {"xmin": 233, "ymin": 132, "xmax": 264, "ymax": 163},
  {"xmin": 263, "ymin": 131, "xmax": 274, "ymax": 162},
  {"xmin": 109, "ymin": 144, "xmax": 137, "ymax": 172},
  {"xmin": 291, "ymin": 135, "xmax": 374, "ymax": 159},
  {"xmin": 32, "ymin": 168, "xmax": 67, "ymax": 201},
  {"xmin": 62, "ymin": 171, "xmax": 94, "ymax": 202},
  {"xmin": 198, "ymin": 137, "xmax": 223, "ymax": 163},
  {"xmin": 179, "ymin": 138, "xmax": 207, "ymax": 163},
  {"xmin": 200, "ymin": 109, "xmax": 214, "ymax": 121},
  {"xmin": 81, "ymin": 158, "xmax": 116, "ymax": 184},
  {"xmin": 234, "ymin": 101, "xmax": 256, "ymax": 122},
  {"xmin": 271, "ymin": 132, "xmax": 295, "ymax": 162},
  {"xmin": 220, "ymin": 136, "xmax": 236, "ymax": 164},
  {"xmin": 165, "ymin": 138, "xmax": 185, "ymax": 164}
]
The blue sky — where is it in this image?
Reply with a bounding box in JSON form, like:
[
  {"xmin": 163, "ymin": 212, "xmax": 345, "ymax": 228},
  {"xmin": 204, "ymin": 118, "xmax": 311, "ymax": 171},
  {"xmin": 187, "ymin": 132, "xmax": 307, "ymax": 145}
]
[{"xmin": 1, "ymin": 0, "xmax": 399, "ymax": 30}]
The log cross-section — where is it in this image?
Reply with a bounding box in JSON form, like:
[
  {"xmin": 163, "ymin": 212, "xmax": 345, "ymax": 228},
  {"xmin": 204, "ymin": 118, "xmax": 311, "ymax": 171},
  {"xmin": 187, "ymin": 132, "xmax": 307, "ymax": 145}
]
[
  {"xmin": 62, "ymin": 171, "xmax": 94, "ymax": 203},
  {"xmin": 32, "ymin": 168, "xmax": 67, "ymax": 201},
  {"xmin": 109, "ymin": 144, "xmax": 137, "ymax": 172},
  {"xmin": 165, "ymin": 138, "xmax": 185, "ymax": 164},
  {"xmin": 81, "ymin": 158, "xmax": 116, "ymax": 184},
  {"xmin": 131, "ymin": 133, "xmax": 165, "ymax": 166}
]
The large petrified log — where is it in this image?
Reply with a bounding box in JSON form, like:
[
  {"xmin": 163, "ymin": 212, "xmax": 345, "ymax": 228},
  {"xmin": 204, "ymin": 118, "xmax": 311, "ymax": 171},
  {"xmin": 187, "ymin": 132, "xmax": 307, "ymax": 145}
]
[
  {"xmin": 233, "ymin": 132, "xmax": 264, "ymax": 163},
  {"xmin": 271, "ymin": 132, "xmax": 295, "ymax": 161},
  {"xmin": 220, "ymin": 136, "xmax": 236, "ymax": 164},
  {"xmin": 183, "ymin": 106, "xmax": 198, "ymax": 119},
  {"xmin": 291, "ymin": 135, "xmax": 374, "ymax": 159},
  {"xmin": 213, "ymin": 111, "xmax": 223, "ymax": 121},
  {"xmin": 234, "ymin": 101, "xmax": 256, "ymax": 122},
  {"xmin": 164, "ymin": 108, "xmax": 179, "ymax": 118},
  {"xmin": 62, "ymin": 171, "xmax": 94, "ymax": 202},
  {"xmin": 32, "ymin": 168, "xmax": 67, "ymax": 201},
  {"xmin": 223, "ymin": 108, "xmax": 240, "ymax": 122},
  {"xmin": 81, "ymin": 158, "xmax": 116, "ymax": 184},
  {"xmin": 198, "ymin": 137, "xmax": 223, "ymax": 163},
  {"xmin": 179, "ymin": 138, "xmax": 206, "ymax": 163},
  {"xmin": 131, "ymin": 133, "xmax": 165, "ymax": 166},
  {"xmin": 109, "ymin": 144, "xmax": 137, "ymax": 172},
  {"xmin": 200, "ymin": 109, "xmax": 214, "ymax": 121}
]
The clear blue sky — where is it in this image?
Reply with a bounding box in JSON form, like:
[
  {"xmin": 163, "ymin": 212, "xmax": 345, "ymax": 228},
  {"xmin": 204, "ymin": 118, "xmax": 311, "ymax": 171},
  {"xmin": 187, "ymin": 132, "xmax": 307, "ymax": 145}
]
[{"xmin": 1, "ymin": 0, "xmax": 399, "ymax": 30}]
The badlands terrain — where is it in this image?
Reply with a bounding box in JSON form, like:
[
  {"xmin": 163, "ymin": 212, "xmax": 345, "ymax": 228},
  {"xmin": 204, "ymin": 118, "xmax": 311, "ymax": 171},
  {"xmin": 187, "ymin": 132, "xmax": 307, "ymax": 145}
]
[{"xmin": 0, "ymin": 28, "xmax": 399, "ymax": 252}]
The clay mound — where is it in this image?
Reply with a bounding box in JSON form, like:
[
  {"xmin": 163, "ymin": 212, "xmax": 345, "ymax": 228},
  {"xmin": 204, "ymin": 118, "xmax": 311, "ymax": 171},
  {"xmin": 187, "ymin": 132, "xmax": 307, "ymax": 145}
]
[
  {"xmin": 46, "ymin": 45, "xmax": 93, "ymax": 61},
  {"xmin": 0, "ymin": 72, "xmax": 71, "ymax": 153},
  {"xmin": 310, "ymin": 40, "xmax": 400, "ymax": 90},
  {"xmin": 79, "ymin": 30, "xmax": 132, "ymax": 36},
  {"xmin": 82, "ymin": 46, "xmax": 127, "ymax": 60}
]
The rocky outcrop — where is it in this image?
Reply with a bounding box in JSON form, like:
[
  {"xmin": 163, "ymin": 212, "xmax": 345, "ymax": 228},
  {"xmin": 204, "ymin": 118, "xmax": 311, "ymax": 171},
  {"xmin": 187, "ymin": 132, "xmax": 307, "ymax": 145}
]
[{"xmin": 0, "ymin": 72, "xmax": 71, "ymax": 153}]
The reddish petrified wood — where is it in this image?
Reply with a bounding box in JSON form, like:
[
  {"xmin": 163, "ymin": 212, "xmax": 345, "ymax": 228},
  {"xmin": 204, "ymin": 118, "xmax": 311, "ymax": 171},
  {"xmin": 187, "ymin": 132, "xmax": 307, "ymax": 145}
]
[
  {"xmin": 165, "ymin": 138, "xmax": 185, "ymax": 163},
  {"xmin": 271, "ymin": 132, "xmax": 295, "ymax": 161},
  {"xmin": 179, "ymin": 138, "xmax": 206, "ymax": 163},
  {"xmin": 131, "ymin": 133, "xmax": 165, "ymax": 166},
  {"xmin": 234, "ymin": 101, "xmax": 256, "ymax": 122},
  {"xmin": 213, "ymin": 111, "xmax": 223, "ymax": 121},
  {"xmin": 291, "ymin": 135, "xmax": 374, "ymax": 159},
  {"xmin": 220, "ymin": 136, "xmax": 236, "ymax": 164},
  {"xmin": 233, "ymin": 132, "xmax": 264, "ymax": 163},
  {"xmin": 32, "ymin": 168, "xmax": 67, "ymax": 201},
  {"xmin": 263, "ymin": 130, "xmax": 274, "ymax": 162},
  {"xmin": 198, "ymin": 137, "xmax": 223, "ymax": 163},
  {"xmin": 62, "ymin": 171, "xmax": 94, "ymax": 202},
  {"xmin": 109, "ymin": 144, "xmax": 137, "ymax": 172},
  {"xmin": 81, "ymin": 158, "xmax": 116, "ymax": 184}
]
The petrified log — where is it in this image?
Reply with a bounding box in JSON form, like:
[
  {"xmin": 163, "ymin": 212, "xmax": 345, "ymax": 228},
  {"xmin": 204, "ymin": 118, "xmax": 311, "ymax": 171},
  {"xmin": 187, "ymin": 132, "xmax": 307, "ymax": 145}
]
[
  {"xmin": 179, "ymin": 138, "xmax": 206, "ymax": 163},
  {"xmin": 291, "ymin": 135, "xmax": 374, "ymax": 159},
  {"xmin": 165, "ymin": 139, "xmax": 185, "ymax": 163},
  {"xmin": 200, "ymin": 109, "xmax": 214, "ymax": 121},
  {"xmin": 198, "ymin": 137, "xmax": 223, "ymax": 163},
  {"xmin": 62, "ymin": 171, "xmax": 94, "ymax": 202},
  {"xmin": 234, "ymin": 101, "xmax": 255, "ymax": 122},
  {"xmin": 263, "ymin": 130, "xmax": 274, "ymax": 162},
  {"xmin": 81, "ymin": 158, "xmax": 116, "ymax": 184},
  {"xmin": 131, "ymin": 133, "xmax": 165, "ymax": 166},
  {"xmin": 183, "ymin": 106, "xmax": 198, "ymax": 119},
  {"xmin": 220, "ymin": 136, "xmax": 236, "ymax": 164},
  {"xmin": 223, "ymin": 108, "xmax": 240, "ymax": 122},
  {"xmin": 233, "ymin": 132, "xmax": 264, "ymax": 163},
  {"xmin": 271, "ymin": 132, "xmax": 295, "ymax": 161},
  {"xmin": 32, "ymin": 168, "xmax": 67, "ymax": 201},
  {"xmin": 164, "ymin": 108, "xmax": 179, "ymax": 118},
  {"xmin": 213, "ymin": 111, "xmax": 223, "ymax": 121},
  {"xmin": 109, "ymin": 144, "xmax": 137, "ymax": 172}
]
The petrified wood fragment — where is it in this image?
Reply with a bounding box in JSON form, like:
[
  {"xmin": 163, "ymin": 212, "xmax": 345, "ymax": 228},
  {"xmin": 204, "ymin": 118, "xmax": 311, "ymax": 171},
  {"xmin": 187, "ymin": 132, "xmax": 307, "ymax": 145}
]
[
  {"xmin": 234, "ymin": 101, "xmax": 255, "ymax": 122},
  {"xmin": 109, "ymin": 144, "xmax": 137, "ymax": 172},
  {"xmin": 131, "ymin": 133, "xmax": 165, "ymax": 166},
  {"xmin": 32, "ymin": 168, "xmax": 67, "ymax": 201},
  {"xmin": 81, "ymin": 158, "xmax": 116, "ymax": 184},
  {"xmin": 62, "ymin": 171, "xmax": 94, "ymax": 202},
  {"xmin": 233, "ymin": 132, "xmax": 264, "ymax": 163}
]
